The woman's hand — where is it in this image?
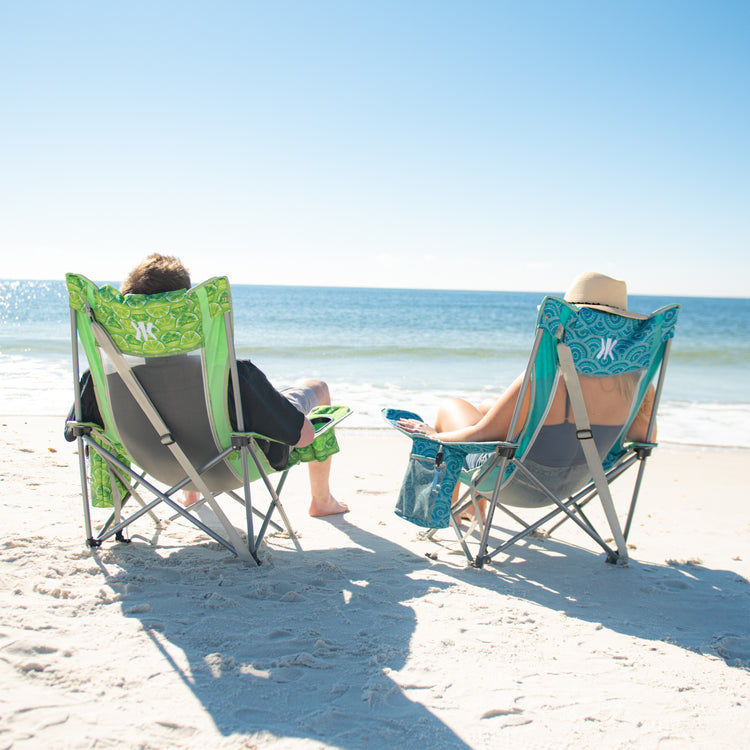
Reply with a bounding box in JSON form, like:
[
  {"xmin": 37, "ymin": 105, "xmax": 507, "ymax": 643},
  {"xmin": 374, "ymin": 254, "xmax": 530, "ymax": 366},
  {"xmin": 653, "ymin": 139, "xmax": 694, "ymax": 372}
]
[{"xmin": 396, "ymin": 418, "xmax": 438, "ymax": 437}]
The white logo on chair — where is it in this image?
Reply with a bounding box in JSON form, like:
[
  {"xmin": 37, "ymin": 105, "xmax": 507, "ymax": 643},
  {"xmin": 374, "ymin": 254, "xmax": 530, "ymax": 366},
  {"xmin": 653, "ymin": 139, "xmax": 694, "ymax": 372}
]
[
  {"xmin": 131, "ymin": 320, "xmax": 158, "ymax": 342},
  {"xmin": 597, "ymin": 337, "xmax": 618, "ymax": 361}
]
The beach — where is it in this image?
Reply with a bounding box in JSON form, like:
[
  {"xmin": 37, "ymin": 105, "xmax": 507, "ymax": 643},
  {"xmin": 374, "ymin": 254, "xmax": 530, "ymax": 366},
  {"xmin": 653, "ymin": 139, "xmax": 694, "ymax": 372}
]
[
  {"xmin": 2, "ymin": 416, "xmax": 748, "ymax": 749},
  {"xmin": 3, "ymin": 0, "xmax": 750, "ymax": 744}
]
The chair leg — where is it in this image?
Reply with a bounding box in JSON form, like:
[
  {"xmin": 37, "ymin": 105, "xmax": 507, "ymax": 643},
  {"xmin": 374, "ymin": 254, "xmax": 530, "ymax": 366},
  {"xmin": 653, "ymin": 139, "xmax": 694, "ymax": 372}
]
[
  {"xmin": 477, "ymin": 461, "xmax": 624, "ymax": 566},
  {"xmin": 623, "ymin": 456, "xmax": 649, "ymax": 540},
  {"xmin": 253, "ymin": 470, "xmax": 301, "ymax": 552},
  {"xmin": 244, "ymin": 450, "xmax": 302, "ymax": 553},
  {"xmin": 76, "ymin": 436, "xmax": 94, "ymax": 544}
]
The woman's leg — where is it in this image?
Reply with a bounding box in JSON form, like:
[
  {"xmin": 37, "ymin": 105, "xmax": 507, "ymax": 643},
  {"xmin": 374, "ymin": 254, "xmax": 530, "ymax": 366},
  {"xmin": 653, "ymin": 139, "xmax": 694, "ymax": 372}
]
[
  {"xmin": 434, "ymin": 398, "xmax": 484, "ymax": 432},
  {"xmin": 434, "ymin": 398, "xmax": 487, "ymax": 521},
  {"xmin": 477, "ymin": 396, "xmax": 499, "ymax": 416}
]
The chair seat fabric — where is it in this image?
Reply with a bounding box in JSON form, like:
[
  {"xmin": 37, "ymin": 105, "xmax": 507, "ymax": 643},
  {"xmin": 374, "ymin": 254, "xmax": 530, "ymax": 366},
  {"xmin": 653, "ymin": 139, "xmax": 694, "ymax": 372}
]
[{"xmin": 465, "ymin": 422, "xmax": 622, "ymax": 507}]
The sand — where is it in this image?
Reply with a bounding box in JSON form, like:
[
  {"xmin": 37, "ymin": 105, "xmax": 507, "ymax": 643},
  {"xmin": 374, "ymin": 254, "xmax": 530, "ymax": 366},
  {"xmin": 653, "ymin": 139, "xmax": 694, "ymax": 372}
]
[{"xmin": 1, "ymin": 416, "xmax": 749, "ymax": 749}]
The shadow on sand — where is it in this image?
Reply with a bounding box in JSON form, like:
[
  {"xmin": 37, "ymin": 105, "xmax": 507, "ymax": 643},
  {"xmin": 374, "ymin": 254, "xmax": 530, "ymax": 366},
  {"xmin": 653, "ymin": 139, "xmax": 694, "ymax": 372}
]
[
  {"xmin": 96, "ymin": 512, "xmax": 748, "ymax": 748},
  {"xmin": 427, "ymin": 520, "xmax": 750, "ymax": 671},
  {"xmin": 98, "ymin": 519, "xmax": 473, "ymax": 749}
]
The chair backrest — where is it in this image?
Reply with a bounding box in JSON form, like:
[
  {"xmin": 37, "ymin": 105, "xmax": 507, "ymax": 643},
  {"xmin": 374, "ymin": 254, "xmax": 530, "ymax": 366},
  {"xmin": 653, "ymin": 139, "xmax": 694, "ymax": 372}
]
[
  {"xmin": 473, "ymin": 295, "xmax": 680, "ymax": 498},
  {"xmin": 104, "ymin": 353, "xmax": 242, "ymax": 491},
  {"xmin": 66, "ymin": 274, "xmax": 273, "ymax": 492}
]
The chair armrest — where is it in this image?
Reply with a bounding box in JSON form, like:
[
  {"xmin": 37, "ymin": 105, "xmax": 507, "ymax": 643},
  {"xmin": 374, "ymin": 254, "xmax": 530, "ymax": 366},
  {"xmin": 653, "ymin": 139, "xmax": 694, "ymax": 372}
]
[
  {"xmin": 307, "ymin": 405, "xmax": 352, "ymax": 435},
  {"xmin": 625, "ymin": 440, "xmax": 657, "ymax": 459},
  {"xmin": 230, "ymin": 430, "xmax": 286, "ymax": 445},
  {"xmin": 64, "ymin": 420, "xmax": 102, "ymax": 441},
  {"xmin": 289, "ymin": 406, "xmax": 351, "ymax": 465},
  {"xmin": 232, "ymin": 406, "xmax": 351, "ymax": 464},
  {"xmin": 438, "ymin": 439, "xmax": 516, "ymax": 453},
  {"xmin": 230, "ymin": 405, "xmax": 352, "ymax": 446},
  {"xmin": 381, "ymin": 407, "xmax": 515, "ymax": 455},
  {"xmin": 627, "ymin": 440, "xmax": 658, "ymax": 449}
]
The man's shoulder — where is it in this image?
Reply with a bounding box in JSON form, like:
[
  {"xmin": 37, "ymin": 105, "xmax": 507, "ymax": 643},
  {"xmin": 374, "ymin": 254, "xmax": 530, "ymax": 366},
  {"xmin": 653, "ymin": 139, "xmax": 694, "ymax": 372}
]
[{"xmin": 236, "ymin": 358, "xmax": 262, "ymax": 377}]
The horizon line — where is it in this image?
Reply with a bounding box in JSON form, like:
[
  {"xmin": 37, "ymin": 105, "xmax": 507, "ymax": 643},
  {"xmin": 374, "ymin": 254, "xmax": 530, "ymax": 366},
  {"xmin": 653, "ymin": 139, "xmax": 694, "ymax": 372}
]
[{"xmin": 1, "ymin": 277, "xmax": 748, "ymax": 301}]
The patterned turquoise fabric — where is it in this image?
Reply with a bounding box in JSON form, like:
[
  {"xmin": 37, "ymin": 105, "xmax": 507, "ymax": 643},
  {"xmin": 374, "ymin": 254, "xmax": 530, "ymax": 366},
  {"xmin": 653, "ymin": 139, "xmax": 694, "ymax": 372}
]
[
  {"xmin": 537, "ymin": 296, "xmax": 679, "ymax": 375},
  {"xmin": 395, "ymin": 440, "xmax": 468, "ymax": 528},
  {"xmin": 382, "ymin": 408, "xmax": 489, "ymax": 528},
  {"xmin": 504, "ymin": 298, "xmax": 678, "ymax": 490}
]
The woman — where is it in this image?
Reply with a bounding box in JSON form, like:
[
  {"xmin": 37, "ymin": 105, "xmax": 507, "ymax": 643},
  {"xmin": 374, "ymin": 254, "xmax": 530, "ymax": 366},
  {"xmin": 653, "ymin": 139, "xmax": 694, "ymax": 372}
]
[{"xmin": 397, "ymin": 272, "xmax": 656, "ymax": 512}]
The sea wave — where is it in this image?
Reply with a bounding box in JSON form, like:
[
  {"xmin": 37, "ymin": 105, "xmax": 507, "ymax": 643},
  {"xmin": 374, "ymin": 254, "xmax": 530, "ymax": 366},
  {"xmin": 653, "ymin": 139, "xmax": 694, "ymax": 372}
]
[
  {"xmin": 655, "ymin": 401, "xmax": 750, "ymax": 448},
  {"xmin": 4, "ymin": 333, "xmax": 746, "ymax": 368},
  {"xmin": 2, "ymin": 362, "xmax": 746, "ymax": 449},
  {"xmin": 235, "ymin": 344, "xmax": 530, "ymax": 360},
  {"xmin": 332, "ymin": 383, "xmax": 750, "ymax": 448},
  {"xmin": 669, "ymin": 348, "xmax": 750, "ymax": 365},
  {"xmin": 0, "ymin": 339, "xmax": 72, "ymax": 356},
  {"xmin": 2, "ymin": 280, "xmax": 748, "ymax": 448}
]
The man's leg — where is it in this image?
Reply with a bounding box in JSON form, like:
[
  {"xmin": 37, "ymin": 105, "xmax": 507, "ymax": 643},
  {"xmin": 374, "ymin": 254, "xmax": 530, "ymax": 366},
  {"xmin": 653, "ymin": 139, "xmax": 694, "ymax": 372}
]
[
  {"xmin": 290, "ymin": 378, "xmax": 348, "ymax": 517},
  {"xmin": 181, "ymin": 490, "xmax": 201, "ymax": 506}
]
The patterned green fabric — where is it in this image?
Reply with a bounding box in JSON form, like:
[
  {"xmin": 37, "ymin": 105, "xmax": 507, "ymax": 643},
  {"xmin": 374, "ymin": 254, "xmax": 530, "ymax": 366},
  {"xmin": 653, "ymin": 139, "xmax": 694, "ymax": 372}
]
[
  {"xmin": 68, "ymin": 274, "xmax": 352, "ymax": 492},
  {"xmin": 66, "ymin": 274, "xmax": 231, "ymax": 357},
  {"xmin": 89, "ymin": 434, "xmax": 132, "ymax": 508},
  {"xmin": 66, "ymin": 274, "xmax": 234, "ymax": 455},
  {"xmin": 289, "ymin": 429, "xmax": 340, "ymax": 466},
  {"xmin": 287, "ymin": 405, "xmax": 350, "ymax": 466}
]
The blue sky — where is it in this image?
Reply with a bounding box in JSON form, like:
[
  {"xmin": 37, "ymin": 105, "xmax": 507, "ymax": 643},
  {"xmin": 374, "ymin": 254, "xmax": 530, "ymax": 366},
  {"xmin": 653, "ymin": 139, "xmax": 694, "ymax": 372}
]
[{"xmin": 1, "ymin": 1, "xmax": 748, "ymax": 296}]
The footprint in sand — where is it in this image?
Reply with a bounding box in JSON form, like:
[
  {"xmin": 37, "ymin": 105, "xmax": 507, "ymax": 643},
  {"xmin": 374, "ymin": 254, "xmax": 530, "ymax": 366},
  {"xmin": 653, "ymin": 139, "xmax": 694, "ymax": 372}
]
[{"xmin": 713, "ymin": 635, "xmax": 750, "ymax": 666}]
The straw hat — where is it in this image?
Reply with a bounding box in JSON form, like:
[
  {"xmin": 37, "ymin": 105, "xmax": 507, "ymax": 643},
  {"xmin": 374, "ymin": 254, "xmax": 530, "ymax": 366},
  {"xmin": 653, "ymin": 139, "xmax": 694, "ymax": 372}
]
[{"xmin": 564, "ymin": 272, "xmax": 647, "ymax": 320}]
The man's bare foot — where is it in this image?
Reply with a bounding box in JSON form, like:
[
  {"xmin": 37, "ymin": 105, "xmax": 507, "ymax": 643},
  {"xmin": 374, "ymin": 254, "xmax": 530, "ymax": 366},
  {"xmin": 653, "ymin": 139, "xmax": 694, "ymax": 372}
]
[
  {"xmin": 309, "ymin": 495, "xmax": 349, "ymax": 517},
  {"xmin": 181, "ymin": 490, "xmax": 202, "ymax": 507}
]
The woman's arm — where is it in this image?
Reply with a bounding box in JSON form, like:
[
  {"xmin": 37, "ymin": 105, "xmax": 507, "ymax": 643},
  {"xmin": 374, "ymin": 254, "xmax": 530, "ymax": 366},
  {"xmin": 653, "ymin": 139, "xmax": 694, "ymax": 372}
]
[
  {"xmin": 627, "ymin": 385, "xmax": 657, "ymax": 442},
  {"xmin": 440, "ymin": 376, "xmax": 528, "ymax": 442},
  {"xmin": 398, "ymin": 374, "xmax": 530, "ymax": 443}
]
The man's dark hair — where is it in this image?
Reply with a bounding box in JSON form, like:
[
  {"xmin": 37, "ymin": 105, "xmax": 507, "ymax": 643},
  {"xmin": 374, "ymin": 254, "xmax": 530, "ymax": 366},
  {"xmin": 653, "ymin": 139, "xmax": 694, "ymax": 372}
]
[{"xmin": 121, "ymin": 254, "xmax": 191, "ymax": 295}]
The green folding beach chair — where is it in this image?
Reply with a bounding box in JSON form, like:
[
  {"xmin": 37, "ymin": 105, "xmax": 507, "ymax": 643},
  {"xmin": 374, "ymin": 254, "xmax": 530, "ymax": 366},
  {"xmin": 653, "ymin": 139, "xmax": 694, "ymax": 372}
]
[
  {"xmin": 385, "ymin": 295, "xmax": 679, "ymax": 567},
  {"xmin": 65, "ymin": 273, "xmax": 350, "ymax": 564}
]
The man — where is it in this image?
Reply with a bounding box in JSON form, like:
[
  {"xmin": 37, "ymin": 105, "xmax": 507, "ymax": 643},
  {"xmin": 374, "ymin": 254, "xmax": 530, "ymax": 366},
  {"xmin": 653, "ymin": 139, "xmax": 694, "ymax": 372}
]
[{"xmin": 66, "ymin": 253, "xmax": 347, "ymax": 517}]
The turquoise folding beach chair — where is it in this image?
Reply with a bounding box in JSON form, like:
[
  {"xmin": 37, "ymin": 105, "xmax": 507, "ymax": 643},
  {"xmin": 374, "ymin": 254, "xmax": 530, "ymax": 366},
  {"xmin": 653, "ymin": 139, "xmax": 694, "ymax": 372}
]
[
  {"xmin": 65, "ymin": 274, "xmax": 350, "ymax": 564},
  {"xmin": 385, "ymin": 296, "xmax": 679, "ymax": 567}
]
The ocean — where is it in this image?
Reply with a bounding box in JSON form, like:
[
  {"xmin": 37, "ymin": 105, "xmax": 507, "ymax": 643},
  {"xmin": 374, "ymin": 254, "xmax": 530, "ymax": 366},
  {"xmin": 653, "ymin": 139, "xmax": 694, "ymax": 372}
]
[{"xmin": 1, "ymin": 280, "xmax": 748, "ymax": 448}]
